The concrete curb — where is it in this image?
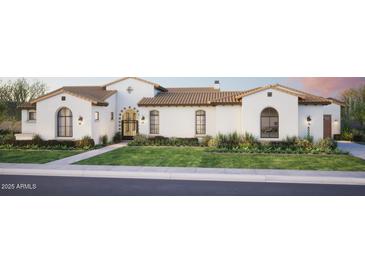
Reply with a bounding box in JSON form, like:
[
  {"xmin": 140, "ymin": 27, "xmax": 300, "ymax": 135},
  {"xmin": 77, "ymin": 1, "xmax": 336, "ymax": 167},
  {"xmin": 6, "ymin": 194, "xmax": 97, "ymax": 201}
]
[{"xmin": 0, "ymin": 164, "xmax": 364, "ymax": 185}]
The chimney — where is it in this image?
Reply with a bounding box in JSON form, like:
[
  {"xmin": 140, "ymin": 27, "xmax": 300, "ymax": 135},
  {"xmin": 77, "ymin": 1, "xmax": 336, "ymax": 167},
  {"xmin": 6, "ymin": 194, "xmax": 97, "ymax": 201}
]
[{"xmin": 214, "ymin": 80, "xmax": 220, "ymax": 90}]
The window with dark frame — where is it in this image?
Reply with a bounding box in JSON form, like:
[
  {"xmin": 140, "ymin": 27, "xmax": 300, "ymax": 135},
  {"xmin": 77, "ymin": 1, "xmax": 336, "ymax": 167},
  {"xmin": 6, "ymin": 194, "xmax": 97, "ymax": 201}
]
[
  {"xmin": 111, "ymin": 112, "xmax": 114, "ymax": 120},
  {"xmin": 267, "ymin": 92, "xmax": 272, "ymax": 97},
  {"xmin": 57, "ymin": 107, "xmax": 73, "ymax": 137},
  {"xmin": 61, "ymin": 96, "xmax": 66, "ymax": 101},
  {"xmin": 150, "ymin": 110, "xmax": 159, "ymax": 134},
  {"xmin": 195, "ymin": 110, "xmax": 206, "ymax": 135},
  {"xmin": 28, "ymin": 111, "xmax": 36, "ymax": 121},
  {"xmin": 261, "ymin": 107, "xmax": 279, "ymax": 138}
]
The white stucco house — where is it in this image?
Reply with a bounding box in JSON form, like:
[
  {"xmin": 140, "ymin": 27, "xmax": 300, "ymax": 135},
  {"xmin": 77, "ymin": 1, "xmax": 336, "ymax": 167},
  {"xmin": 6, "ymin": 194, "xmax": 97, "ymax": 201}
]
[{"xmin": 17, "ymin": 77, "xmax": 343, "ymax": 144}]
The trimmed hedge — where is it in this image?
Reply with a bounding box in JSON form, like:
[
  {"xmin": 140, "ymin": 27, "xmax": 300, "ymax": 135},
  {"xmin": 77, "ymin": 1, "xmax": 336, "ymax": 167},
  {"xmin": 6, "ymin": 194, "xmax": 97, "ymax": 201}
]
[
  {"xmin": 128, "ymin": 135, "xmax": 200, "ymax": 147},
  {"xmin": 0, "ymin": 129, "xmax": 12, "ymax": 135},
  {"xmin": 0, "ymin": 135, "xmax": 95, "ymax": 150}
]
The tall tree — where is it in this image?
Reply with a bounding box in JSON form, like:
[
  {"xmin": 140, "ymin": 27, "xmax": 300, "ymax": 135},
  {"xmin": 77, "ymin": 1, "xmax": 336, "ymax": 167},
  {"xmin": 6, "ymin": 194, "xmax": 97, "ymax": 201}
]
[
  {"xmin": 0, "ymin": 78, "xmax": 47, "ymax": 120},
  {"xmin": 341, "ymin": 85, "xmax": 365, "ymax": 128}
]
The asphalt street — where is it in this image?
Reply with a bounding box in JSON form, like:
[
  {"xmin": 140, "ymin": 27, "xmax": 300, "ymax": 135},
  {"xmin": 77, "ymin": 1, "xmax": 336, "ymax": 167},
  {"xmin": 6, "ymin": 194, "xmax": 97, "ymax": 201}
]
[{"xmin": 1, "ymin": 175, "xmax": 365, "ymax": 196}]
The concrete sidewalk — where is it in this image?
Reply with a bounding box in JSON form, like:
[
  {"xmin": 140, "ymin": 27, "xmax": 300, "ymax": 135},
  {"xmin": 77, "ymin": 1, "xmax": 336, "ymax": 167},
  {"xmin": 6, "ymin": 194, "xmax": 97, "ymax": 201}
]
[
  {"xmin": 0, "ymin": 163, "xmax": 364, "ymax": 185},
  {"xmin": 46, "ymin": 142, "xmax": 127, "ymax": 165}
]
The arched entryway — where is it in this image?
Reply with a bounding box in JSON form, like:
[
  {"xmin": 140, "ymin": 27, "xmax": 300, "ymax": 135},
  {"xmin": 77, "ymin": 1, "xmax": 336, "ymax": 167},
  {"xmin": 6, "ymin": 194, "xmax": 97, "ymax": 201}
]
[{"xmin": 121, "ymin": 109, "xmax": 138, "ymax": 139}]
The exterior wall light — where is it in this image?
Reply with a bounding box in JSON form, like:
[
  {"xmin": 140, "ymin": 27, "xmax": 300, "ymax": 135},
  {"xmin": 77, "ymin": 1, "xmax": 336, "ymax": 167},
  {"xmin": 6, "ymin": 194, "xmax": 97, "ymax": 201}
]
[
  {"xmin": 140, "ymin": 116, "xmax": 146, "ymax": 125},
  {"xmin": 306, "ymin": 116, "xmax": 312, "ymax": 138},
  {"xmin": 306, "ymin": 115, "xmax": 312, "ymax": 125},
  {"xmin": 78, "ymin": 116, "xmax": 84, "ymax": 125}
]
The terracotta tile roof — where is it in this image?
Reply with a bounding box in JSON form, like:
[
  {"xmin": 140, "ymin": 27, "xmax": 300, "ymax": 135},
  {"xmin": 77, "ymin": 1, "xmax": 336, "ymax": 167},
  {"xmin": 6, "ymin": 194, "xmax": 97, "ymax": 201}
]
[
  {"xmin": 167, "ymin": 87, "xmax": 219, "ymax": 93},
  {"xmin": 18, "ymin": 102, "xmax": 36, "ymax": 109},
  {"xmin": 298, "ymin": 97, "xmax": 331, "ymax": 105},
  {"xmin": 138, "ymin": 91, "xmax": 245, "ymax": 106},
  {"xmin": 139, "ymin": 84, "xmax": 332, "ymax": 107},
  {"xmin": 327, "ymin": 97, "xmax": 345, "ymax": 106},
  {"xmin": 30, "ymin": 86, "xmax": 117, "ymax": 106}
]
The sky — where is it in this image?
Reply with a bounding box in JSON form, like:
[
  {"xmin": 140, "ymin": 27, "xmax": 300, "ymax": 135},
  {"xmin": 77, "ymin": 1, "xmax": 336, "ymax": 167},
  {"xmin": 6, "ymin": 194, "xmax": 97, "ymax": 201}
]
[{"xmin": 1, "ymin": 77, "xmax": 365, "ymax": 98}]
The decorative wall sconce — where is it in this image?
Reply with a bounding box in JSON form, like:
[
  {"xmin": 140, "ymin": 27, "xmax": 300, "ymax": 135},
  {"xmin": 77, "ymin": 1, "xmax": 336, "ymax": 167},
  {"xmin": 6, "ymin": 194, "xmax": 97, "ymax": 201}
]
[
  {"xmin": 78, "ymin": 116, "xmax": 84, "ymax": 125},
  {"xmin": 306, "ymin": 115, "xmax": 312, "ymax": 138},
  {"xmin": 306, "ymin": 115, "xmax": 312, "ymax": 125},
  {"xmin": 127, "ymin": 86, "xmax": 134, "ymax": 94},
  {"xmin": 334, "ymin": 119, "xmax": 338, "ymax": 123},
  {"xmin": 140, "ymin": 115, "xmax": 146, "ymax": 125}
]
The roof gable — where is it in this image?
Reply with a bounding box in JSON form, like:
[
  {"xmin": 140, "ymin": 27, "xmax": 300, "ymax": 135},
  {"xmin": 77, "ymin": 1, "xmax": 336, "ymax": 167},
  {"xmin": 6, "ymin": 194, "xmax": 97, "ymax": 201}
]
[
  {"xmin": 103, "ymin": 77, "xmax": 167, "ymax": 92},
  {"xmin": 236, "ymin": 84, "xmax": 331, "ymax": 105},
  {"xmin": 29, "ymin": 86, "xmax": 117, "ymax": 106}
]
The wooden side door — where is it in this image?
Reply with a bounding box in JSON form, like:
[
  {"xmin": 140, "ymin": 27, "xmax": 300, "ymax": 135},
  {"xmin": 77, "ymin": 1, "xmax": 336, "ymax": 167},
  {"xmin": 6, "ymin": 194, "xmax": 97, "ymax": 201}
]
[{"xmin": 323, "ymin": 115, "xmax": 332, "ymax": 138}]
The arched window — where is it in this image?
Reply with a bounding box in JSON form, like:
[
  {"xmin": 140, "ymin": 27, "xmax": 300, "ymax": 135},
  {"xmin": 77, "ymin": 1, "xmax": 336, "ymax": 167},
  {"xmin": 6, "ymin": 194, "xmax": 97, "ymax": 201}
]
[
  {"xmin": 261, "ymin": 107, "xmax": 279, "ymax": 138},
  {"xmin": 195, "ymin": 110, "xmax": 206, "ymax": 135},
  {"xmin": 150, "ymin": 110, "xmax": 159, "ymax": 134},
  {"xmin": 57, "ymin": 107, "xmax": 73, "ymax": 137}
]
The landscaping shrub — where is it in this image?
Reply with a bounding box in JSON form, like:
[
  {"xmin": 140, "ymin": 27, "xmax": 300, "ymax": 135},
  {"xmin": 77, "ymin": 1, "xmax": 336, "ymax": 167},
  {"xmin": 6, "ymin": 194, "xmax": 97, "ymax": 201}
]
[
  {"xmin": 0, "ymin": 135, "xmax": 96, "ymax": 150},
  {"xmin": 100, "ymin": 135, "xmax": 108, "ymax": 146},
  {"xmin": 335, "ymin": 128, "xmax": 365, "ymax": 142},
  {"xmin": 76, "ymin": 136, "xmax": 95, "ymax": 149},
  {"xmin": 240, "ymin": 133, "xmax": 259, "ymax": 148},
  {"xmin": 316, "ymin": 138, "xmax": 337, "ymax": 151},
  {"xmin": 32, "ymin": 134, "xmax": 43, "ymax": 145},
  {"xmin": 285, "ymin": 136, "xmax": 298, "ymax": 145},
  {"xmin": 352, "ymin": 129, "xmax": 365, "ymax": 142},
  {"xmin": 333, "ymin": 134, "xmax": 342, "ymax": 141},
  {"xmin": 305, "ymin": 135, "xmax": 314, "ymax": 143},
  {"xmin": 127, "ymin": 132, "xmax": 341, "ymax": 155},
  {"xmin": 151, "ymin": 136, "xmax": 170, "ymax": 146},
  {"xmin": 207, "ymin": 133, "xmax": 340, "ymax": 155},
  {"xmin": 0, "ymin": 133, "xmax": 15, "ymax": 145},
  {"xmin": 128, "ymin": 135, "xmax": 199, "ymax": 147},
  {"xmin": 113, "ymin": 132, "xmax": 122, "ymax": 143},
  {"xmin": 295, "ymin": 138, "xmax": 314, "ymax": 151},
  {"xmin": 200, "ymin": 135, "xmax": 213, "ymax": 147},
  {"xmin": 207, "ymin": 138, "xmax": 217, "ymax": 147},
  {"xmin": 131, "ymin": 134, "xmax": 149, "ymax": 146},
  {"xmin": 215, "ymin": 132, "xmax": 242, "ymax": 150},
  {"xmin": 0, "ymin": 129, "xmax": 12, "ymax": 135},
  {"xmin": 341, "ymin": 130, "xmax": 353, "ymax": 141},
  {"xmin": 1, "ymin": 140, "xmax": 75, "ymax": 150}
]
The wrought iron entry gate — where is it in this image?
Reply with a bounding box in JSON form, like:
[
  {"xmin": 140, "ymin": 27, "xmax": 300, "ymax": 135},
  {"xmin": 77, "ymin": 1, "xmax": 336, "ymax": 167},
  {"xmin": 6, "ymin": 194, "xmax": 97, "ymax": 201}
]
[{"xmin": 122, "ymin": 120, "xmax": 139, "ymax": 140}]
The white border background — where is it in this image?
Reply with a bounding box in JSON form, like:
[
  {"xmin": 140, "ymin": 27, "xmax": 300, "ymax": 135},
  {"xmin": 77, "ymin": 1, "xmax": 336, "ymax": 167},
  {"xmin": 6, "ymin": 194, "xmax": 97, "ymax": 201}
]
[{"xmin": 1, "ymin": 0, "xmax": 365, "ymax": 273}]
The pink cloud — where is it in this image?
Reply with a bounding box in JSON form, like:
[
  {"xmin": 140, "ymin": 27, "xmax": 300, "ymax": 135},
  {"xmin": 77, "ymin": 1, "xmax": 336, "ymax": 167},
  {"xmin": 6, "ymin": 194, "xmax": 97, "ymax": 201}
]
[{"xmin": 290, "ymin": 77, "xmax": 365, "ymax": 98}]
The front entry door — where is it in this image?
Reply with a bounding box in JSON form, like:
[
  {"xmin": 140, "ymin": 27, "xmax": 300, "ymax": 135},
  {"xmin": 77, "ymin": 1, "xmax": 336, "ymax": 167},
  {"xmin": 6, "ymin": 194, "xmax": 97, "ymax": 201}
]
[
  {"xmin": 323, "ymin": 115, "xmax": 332, "ymax": 138},
  {"xmin": 122, "ymin": 110, "xmax": 139, "ymax": 140}
]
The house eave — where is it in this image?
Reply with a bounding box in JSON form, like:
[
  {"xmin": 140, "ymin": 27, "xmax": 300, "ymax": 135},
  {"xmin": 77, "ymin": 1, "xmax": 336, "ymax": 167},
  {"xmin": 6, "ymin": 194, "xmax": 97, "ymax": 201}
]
[{"xmin": 298, "ymin": 102, "xmax": 331, "ymax": 106}]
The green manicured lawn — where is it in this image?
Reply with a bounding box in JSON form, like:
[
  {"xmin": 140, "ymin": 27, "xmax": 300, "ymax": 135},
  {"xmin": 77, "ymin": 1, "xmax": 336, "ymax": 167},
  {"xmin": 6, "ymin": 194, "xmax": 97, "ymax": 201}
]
[
  {"xmin": 0, "ymin": 149, "xmax": 82, "ymax": 164},
  {"xmin": 77, "ymin": 146, "xmax": 365, "ymax": 171}
]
